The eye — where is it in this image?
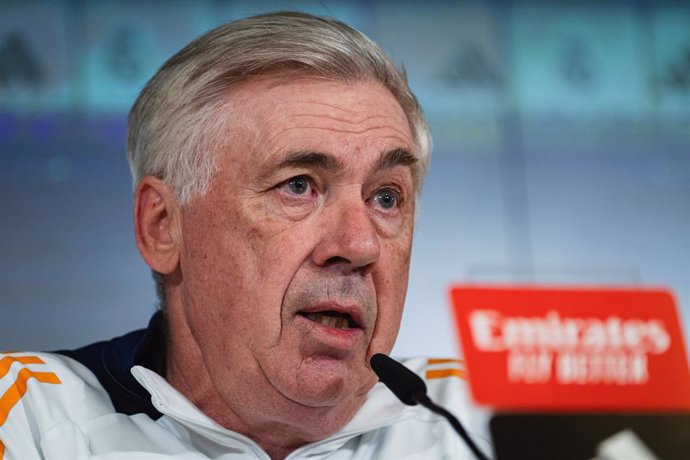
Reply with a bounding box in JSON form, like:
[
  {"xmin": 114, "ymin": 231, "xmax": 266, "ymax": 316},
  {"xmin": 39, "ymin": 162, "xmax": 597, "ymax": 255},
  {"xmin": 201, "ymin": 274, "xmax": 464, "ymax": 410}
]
[
  {"xmin": 285, "ymin": 175, "xmax": 311, "ymax": 195},
  {"xmin": 373, "ymin": 187, "xmax": 401, "ymax": 211}
]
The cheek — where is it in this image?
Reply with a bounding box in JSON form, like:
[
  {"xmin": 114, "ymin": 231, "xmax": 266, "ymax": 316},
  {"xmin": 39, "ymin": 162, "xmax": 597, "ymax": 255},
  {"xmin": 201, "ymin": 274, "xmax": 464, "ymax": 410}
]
[
  {"xmin": 180, "ymin": 199, "xmax": 318, "ymax": 341},
  {"xmin": 185, "ymin": 197, "xmax": 281, "ymax": 284},
  {"xmin": 369, "ymin": 240, "xmax": 412, "ymax": 354},
  {"xmin": 241, "ymin": 199, "xmax": 312, "ymax": 275},
  {"xmin": 178, "ymin": 203, "xmax": 265, "ymax": 337}
]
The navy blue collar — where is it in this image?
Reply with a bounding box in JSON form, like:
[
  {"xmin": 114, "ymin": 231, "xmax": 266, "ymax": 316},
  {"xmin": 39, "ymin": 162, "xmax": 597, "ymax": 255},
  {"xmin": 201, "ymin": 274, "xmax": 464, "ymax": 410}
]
[{"xmin": 56, "ymin": 311, "xmax": 167, "ymax": 419}]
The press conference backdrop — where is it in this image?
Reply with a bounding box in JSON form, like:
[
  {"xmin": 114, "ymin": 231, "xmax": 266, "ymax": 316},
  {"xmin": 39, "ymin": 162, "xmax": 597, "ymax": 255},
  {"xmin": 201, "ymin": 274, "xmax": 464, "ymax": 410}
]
[{"xmin": 1, "ymin": 0, "xmax": 689, "ymax": 358}]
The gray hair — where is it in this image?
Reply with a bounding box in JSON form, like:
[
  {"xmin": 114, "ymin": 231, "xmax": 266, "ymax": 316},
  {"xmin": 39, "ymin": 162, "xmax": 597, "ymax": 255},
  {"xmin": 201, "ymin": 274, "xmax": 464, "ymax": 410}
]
[{"xmin": 127, "ymin": 11, "xmax": 431, "ymax": 206}]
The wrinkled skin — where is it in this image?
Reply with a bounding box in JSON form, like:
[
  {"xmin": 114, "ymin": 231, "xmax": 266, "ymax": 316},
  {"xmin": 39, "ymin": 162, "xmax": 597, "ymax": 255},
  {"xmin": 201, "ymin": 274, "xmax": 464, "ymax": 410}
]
[{"xmin": 135, "ymin": 77, "xmax": 419, "ymax": 459}]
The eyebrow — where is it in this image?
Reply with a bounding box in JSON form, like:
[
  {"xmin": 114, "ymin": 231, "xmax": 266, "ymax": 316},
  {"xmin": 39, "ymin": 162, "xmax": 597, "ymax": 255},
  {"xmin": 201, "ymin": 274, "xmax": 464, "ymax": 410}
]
[
  {"xmin": 266, "ymin": 147, "xmax": 418, "ymax": 182},
  {"xmin": 374, "ymin": 147, "xmax": 418, "ymax": 172},
  {"xmin": 274, "ymin": 150, "xmax": 344, "ymax": 172},
  {"xmin": 375, "ymin": 147, "xmax": 420, "ymax": 186}
]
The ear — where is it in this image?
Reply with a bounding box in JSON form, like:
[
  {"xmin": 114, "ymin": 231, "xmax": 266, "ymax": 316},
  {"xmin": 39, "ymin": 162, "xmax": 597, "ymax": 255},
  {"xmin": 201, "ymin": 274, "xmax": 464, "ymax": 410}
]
[{"xmin": 134, "ymin": 176, "xmax": 181, "ymax": 275}]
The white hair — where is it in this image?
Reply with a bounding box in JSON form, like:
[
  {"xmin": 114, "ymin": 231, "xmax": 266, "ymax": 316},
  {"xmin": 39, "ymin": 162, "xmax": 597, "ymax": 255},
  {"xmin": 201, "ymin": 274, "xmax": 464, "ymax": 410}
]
[{"xmin": 127, "ymin": 11, "xmax": 431, "ymax": 206}]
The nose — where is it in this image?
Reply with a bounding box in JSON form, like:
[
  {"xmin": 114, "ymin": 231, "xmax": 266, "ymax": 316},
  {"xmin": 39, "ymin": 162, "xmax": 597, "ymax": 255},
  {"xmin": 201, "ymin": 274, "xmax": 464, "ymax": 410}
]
[{"xmin": 311, "ymin": 195, "xmax": 380, "ymax": 274}]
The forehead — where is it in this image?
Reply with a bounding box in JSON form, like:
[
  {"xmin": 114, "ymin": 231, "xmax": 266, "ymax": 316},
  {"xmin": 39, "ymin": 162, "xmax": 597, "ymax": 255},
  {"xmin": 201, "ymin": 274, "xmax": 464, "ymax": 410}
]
[{"xmin": 220, "ymin": 76, "xmax": 417, "ymax": 164}]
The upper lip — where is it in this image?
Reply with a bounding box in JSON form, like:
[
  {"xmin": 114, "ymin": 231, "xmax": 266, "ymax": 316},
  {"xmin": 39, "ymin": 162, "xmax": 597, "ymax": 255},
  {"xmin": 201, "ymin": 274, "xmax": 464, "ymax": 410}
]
[{"xmin": 298, "ymin": 302, "xmax": 365, "ymax": 329}]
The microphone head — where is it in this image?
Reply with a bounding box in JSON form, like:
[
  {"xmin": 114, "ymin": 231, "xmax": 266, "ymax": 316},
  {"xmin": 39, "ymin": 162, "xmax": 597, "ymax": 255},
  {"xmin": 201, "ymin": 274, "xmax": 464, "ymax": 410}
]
[{"xmin": 370, "ymin": 353, "xmax": 428, "ymax": 406}]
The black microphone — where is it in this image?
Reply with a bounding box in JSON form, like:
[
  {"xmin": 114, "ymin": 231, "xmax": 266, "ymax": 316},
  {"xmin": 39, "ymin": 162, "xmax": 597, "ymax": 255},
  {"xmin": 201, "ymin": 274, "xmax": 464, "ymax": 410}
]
[{"xmin": 370, "ymin": 353, "xmax": 490, "ymax": 460}]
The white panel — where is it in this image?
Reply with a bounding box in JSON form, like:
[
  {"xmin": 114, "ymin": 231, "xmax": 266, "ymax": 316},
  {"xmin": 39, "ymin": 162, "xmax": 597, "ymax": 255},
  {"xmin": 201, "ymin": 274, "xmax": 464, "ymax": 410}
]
[
  {"xmin": 80, "ymin": 2, "xmax": 211, "ymax": 112},
  {"xmin": 512, "ymin": 2, "xmax": 644, "ymax": 120},
  {"xmin": 650, "ymin": 5, "xmax": 690, "ymax": 120},
  {"xmin": 0, "ymin": 3, "xmax": 70, "ymax": 111},
  {"xmin": 221, "ymin": 0, "xmax": 365, "ymax": 28},
  {"xmin": 375, "ymin": 1, "xmax": 504, "ymax": 120}
]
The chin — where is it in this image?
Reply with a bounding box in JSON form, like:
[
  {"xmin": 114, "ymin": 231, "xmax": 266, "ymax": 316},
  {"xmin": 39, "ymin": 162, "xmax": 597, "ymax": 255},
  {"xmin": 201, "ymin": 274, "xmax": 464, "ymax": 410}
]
[
  {"xmin": 287, "ymin": 358, "xmax": 364, "ymax": 407},
  {"xmin": 292, "ymin": 383, "xmax": 348, "ymax": 407}
]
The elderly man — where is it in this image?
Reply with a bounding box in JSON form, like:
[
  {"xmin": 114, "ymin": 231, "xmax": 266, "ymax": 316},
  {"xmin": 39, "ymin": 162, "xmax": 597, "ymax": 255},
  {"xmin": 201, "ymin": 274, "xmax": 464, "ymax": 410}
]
[{"xmin": 0, "ymin": 12, "xmax": 488, "ymax": 459}]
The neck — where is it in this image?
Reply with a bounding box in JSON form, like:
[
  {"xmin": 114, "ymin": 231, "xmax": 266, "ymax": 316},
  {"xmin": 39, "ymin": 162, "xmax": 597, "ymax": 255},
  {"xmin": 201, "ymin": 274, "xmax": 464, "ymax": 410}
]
[{"xmin": 162, "ymin": 290, "xmax": 364, "ymax": 458}]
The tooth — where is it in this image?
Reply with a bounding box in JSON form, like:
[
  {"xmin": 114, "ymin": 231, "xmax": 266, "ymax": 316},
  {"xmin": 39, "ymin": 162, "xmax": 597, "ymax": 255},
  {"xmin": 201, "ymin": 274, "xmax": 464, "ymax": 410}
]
[{"xmin": 303, "ymin": 312, "xmax": 352, "ymax": 329}]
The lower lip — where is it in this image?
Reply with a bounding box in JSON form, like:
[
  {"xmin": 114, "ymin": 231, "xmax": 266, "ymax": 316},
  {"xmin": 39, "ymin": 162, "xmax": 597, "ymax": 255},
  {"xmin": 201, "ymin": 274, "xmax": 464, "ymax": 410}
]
[{"xmin": 296, "ymin": 315, "xmax": 363, "ymax": 349}]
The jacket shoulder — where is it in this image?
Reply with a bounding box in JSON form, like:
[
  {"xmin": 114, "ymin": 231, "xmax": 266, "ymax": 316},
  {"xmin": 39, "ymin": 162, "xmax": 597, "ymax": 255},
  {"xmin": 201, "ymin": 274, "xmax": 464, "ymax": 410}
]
[
  {"xmin": 393, "ymin": 356, "xmax": 486, "ymax": 420},
  {"xmin": 0, "ymin": 351, "xmax": 114, "ymax": 458},
  {"xmin": 397, "ymin": 356, "xmax": 471, "ymax": 401}
]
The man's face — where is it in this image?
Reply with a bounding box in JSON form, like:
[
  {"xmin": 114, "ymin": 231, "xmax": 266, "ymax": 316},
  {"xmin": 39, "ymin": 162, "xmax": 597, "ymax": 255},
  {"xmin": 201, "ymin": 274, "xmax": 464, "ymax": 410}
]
[{"xmin": 177, "ymin": 77, "xmax": 418, "ymax": 411}]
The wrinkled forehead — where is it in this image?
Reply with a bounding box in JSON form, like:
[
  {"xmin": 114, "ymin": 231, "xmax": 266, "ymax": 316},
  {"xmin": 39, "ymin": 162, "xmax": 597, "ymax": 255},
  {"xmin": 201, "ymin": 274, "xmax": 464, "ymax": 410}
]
[
  {"xmin": 235, "ymin": 75, "xmax": 410, "ymax": 125},
  {"xmin": 217, "ymin": 75, "xmax": 418, "ymax": 175}
]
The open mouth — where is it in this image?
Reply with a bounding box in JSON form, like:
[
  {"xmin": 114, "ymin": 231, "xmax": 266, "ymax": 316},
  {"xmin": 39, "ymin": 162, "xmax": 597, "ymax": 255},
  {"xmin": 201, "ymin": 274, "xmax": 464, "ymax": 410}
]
[{"xmin": 299, "ymin": 311, "xmax": 359, "ymax": 330}]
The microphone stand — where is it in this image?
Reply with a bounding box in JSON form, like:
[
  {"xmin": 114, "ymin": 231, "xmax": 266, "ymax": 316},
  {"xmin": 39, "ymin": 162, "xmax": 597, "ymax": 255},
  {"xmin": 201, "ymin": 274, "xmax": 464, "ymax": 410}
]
[{"xmin": 412, "ymin": 391, "xmax": 489, "ymax": 460}]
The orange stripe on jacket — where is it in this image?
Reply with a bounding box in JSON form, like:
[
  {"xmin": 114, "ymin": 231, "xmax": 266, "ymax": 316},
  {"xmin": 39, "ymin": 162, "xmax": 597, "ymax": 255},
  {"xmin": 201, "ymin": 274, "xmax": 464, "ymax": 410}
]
[
  {"xmin": 426, "ymin": 368, "xmax": 467, "ymax": 381},
  {"xmin": 0, "ymin": 369, "xmax": 61, "ymax": 427},
  {"xmin": 0, "ymin": 356, "xmax": 45, "ymax": 379},
  {"xmin": 427, "ymin": 358, "xmax": 465, "ymax": 365},
  {"xmin": 0, "ymin": 438, "xmax": 5, "ymax": 460}
]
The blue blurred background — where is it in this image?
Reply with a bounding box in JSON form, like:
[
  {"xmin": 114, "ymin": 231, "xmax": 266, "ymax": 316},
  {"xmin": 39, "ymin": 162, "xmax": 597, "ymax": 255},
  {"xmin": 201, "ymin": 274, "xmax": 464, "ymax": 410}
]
[{"xmin": 1, "ymin": 0, "xmax": 689, "ymax": 358}]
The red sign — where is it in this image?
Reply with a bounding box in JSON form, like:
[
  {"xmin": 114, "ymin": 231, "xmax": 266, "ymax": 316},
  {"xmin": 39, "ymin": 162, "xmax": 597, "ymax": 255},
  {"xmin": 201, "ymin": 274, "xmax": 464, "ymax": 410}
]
[{"xmin": 450, "ymin": 285, "xmax": 690, "ymax": 412}]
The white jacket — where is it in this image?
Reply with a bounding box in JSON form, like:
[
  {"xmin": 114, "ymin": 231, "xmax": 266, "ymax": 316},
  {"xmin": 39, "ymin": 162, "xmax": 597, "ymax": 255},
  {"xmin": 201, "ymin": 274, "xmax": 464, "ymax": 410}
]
[{"xmin": 0, "ymin": 319, "xmax": 491, "ymax": 459}]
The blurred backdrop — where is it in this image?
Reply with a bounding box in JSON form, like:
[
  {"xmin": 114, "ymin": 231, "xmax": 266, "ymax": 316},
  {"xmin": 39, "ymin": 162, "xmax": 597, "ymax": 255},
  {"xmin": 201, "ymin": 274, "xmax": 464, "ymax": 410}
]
[{"xmin": 1, "ymin": 0, "xmax": 689, "ymax": 358}]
